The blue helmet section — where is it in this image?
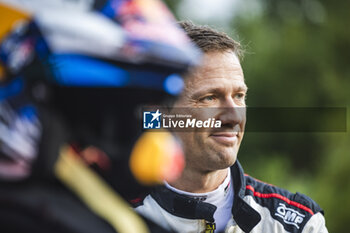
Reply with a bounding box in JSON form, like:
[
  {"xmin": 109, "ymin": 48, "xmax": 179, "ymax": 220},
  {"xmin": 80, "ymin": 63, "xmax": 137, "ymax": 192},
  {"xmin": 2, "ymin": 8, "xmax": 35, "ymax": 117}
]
[{"xmin": 50, "ymin": 54, "xmax": 183, "ymax": 95}]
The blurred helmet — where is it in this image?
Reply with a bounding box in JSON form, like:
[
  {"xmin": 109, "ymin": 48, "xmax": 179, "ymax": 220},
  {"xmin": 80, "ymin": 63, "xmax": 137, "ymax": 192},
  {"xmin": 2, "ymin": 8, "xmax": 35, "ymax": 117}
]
[{"xmin": 0, "ymin": 0, "xmax": 199, "ymax": 182}]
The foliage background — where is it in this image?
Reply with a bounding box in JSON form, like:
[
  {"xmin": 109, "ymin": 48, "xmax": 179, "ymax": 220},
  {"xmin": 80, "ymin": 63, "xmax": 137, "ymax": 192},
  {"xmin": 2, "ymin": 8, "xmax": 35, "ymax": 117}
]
[{"xmin": 164, "ymin": 0, "xmax": 349, "ymax": 232}]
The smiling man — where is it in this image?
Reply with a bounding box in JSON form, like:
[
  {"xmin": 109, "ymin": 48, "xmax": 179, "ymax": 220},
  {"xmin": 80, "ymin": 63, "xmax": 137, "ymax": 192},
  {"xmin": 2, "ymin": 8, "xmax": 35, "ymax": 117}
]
[{"xmin": 134, "ymin": 21, "xmax": 328, "ymax": 233}]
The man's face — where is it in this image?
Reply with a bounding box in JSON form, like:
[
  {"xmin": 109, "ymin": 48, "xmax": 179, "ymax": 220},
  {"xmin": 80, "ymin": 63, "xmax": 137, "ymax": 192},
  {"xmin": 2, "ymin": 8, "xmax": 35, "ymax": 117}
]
[{"xmin": 173, "ymin": 51, "xmax": 247, "ymax": 173}]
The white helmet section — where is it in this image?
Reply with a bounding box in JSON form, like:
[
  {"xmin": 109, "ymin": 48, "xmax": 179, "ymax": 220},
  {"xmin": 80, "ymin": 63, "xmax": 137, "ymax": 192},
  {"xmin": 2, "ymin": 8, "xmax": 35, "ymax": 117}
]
[{"xmin": 0, "ymin": 0, "xmax": 126, "ymax": 59}]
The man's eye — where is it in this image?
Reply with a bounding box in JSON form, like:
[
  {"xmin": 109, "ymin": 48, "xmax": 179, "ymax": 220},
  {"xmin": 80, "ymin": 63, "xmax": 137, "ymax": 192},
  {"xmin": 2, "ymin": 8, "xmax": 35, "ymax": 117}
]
[
  {"xmin": 200, "ymin": 95, "xmax": 216, "ymax": 102},
  {"xmin": 235, "ymin": 93, "xmax": 246, "ymax": 100}
]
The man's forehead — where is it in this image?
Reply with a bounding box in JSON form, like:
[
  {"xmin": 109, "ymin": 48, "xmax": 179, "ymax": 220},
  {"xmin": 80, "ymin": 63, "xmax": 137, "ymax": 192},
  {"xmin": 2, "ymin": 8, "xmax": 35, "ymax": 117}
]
[{"xmin": 185, "ymin": 51, "xmax": 245, "ymax": 84}]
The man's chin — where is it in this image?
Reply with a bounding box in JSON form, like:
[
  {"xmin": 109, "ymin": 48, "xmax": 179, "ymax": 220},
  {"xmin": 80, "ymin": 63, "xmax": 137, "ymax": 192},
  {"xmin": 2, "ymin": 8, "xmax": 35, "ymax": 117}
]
[{"xmin": 213, "ymin": 150, "xmax": 238, "ymax": 169}]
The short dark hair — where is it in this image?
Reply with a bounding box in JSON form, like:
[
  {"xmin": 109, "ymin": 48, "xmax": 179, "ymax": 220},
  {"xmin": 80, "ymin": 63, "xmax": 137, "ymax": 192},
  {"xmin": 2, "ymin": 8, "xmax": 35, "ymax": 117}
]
[{"xmin": 178, "ymin": 20, "xmax": 243, "ymax": 58}]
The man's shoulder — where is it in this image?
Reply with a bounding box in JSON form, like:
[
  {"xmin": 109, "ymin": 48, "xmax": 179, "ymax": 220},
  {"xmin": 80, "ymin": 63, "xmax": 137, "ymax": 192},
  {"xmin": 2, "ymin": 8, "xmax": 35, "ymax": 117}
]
[
  {"xmin": 243, "ymin": 174, "xmax": 325, "ymax": 232},
  {"xmin": 244, "ymin": 174, "xmax": 323, "ymax": 215}
]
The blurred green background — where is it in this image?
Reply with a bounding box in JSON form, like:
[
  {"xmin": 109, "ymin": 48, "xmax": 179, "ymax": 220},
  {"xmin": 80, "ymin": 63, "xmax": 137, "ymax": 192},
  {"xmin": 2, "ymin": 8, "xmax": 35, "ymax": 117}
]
[{"xmin": 164, "ymin": 0, "xmax": 349, "ymax": 232}]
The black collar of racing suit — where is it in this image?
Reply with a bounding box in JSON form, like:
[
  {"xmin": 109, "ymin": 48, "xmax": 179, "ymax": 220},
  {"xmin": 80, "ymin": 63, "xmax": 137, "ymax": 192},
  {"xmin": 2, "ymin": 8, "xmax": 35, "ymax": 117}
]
[{"xmin": 150, "ymin": 160, "xmax": 261, "ymax": 232}]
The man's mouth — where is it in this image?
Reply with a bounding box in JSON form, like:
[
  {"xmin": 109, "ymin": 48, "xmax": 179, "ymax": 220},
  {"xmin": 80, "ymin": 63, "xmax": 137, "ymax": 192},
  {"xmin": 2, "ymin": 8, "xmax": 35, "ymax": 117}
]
[{"xmin": 209, "ymin": 132, "xmax": 238, "ymax": 145}]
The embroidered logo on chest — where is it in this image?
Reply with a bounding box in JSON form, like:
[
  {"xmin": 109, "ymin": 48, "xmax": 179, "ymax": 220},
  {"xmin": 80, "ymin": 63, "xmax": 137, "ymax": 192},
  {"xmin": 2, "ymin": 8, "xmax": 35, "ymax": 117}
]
[{"xmin": 275, "ymin": 203, "xmax": 305, "ymax": 229}]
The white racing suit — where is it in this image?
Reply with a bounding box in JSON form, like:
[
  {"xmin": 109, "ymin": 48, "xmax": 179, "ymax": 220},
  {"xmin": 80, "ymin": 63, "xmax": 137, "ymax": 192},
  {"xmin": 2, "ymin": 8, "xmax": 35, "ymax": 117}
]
[{"xmin": 133, "ymin": 161, "xmax": 328, "ymax": 233}]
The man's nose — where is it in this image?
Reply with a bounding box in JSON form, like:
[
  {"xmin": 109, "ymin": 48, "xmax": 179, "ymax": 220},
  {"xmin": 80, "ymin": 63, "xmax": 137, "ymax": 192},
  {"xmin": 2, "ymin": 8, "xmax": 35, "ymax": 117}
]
[{"xmin": 217, "ymin": 97, "xmax": 246, "ymax": 127}]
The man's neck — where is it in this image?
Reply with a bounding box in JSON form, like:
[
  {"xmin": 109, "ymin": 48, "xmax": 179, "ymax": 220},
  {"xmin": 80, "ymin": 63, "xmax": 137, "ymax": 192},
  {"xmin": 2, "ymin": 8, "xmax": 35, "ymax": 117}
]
[{"xmin": 168, "ymin": 167, "xmax": 229, "ymax": 193}]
